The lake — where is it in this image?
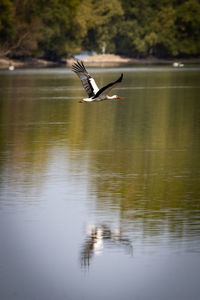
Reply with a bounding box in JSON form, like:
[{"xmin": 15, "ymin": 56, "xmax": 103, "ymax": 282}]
[{"xmin": 0, "ymin": 65, "xmax": 200, "ymax": 300}]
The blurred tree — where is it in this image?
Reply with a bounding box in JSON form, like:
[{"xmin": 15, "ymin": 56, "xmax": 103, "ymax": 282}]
[
  {"xmin": 0, "ymin": 0, "xmax": 14, "ymax": 41},
  {"xmin": 115, "ymin": 0, "xmax": 156, "ymax": 57},
  {"xmin": 151, "ymin": 5, "xmax": 177, "ymax": 57},
  {"xmin": 80, "ymin": 0, "xmax": 123, "ymax": 53},
  {"xmin": 0, "ymin": 0, "xmax": 200, "ymax": 60},
  {"xmin": 0, "ymin": 0, "xmax": 82, "ymax": 59},
  {"xmin": 175, "ymin": 0, "xmax": 200, "ymax": 56},
  {"xmin": 0, "ymin": 0, "xmax": 43, "ymax": 57},
  {"xmin": 0, "ymin": 0, "xmax": 15, "ymax": 56},
  {"xmin": 123, "ymin": 0, "xmax": 199, "ymax": 57},
  {"xmin": 38, "ymin": 0, "xmax": 82, "ymax": 60}
]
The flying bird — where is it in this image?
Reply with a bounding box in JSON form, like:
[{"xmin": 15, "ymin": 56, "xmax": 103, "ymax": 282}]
[{"xmin": 72, "ymin": 60, "xmax": 123, "ymax": 103}]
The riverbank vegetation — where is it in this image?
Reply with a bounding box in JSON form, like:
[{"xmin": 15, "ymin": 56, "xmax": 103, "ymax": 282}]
[{"xmin": 0, "ymin": 0, "xmax": 200, "ymax": 61}]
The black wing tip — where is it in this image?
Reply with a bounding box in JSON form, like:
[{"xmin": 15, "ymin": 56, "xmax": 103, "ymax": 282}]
[
  {"xmin": 116, "ymin": 73, "xmax": 123, "ymax": 83},
  {"xmin": 72, "ymin": 59, "xmax": 84, "ymax": 68},
  {"xmin": 72, "ymin": 59, "xmax": 87, "ymax": 73}
]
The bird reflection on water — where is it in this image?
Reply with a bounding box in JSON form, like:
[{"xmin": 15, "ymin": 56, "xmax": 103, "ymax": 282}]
[{"xmin": 80, "ymin": 224, "xmax": 133, "ymax": 268}]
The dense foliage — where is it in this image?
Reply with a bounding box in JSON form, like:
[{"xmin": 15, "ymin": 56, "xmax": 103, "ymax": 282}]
[{"xmin": 0, "ymin": 0, "xmax": 200, "ymax": 60}]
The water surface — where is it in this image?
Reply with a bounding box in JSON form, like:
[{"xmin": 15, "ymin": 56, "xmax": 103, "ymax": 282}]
[{"xmin": 0, "ymin": 66, "xmax": 200, "ymax": 300}]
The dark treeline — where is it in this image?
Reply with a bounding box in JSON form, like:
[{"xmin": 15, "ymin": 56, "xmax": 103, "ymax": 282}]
[{"xmin": 0, "ymin": 0, "xmax": 200, "ymax": 61}]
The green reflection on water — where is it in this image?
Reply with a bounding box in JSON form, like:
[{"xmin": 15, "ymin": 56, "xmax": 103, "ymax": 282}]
[{"xmin": 0, "ymin": 68, "xmax": 200, "ymax": 237}]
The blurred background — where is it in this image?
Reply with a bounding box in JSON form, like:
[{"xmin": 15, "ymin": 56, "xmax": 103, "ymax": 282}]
[
  {"xmin": 0, "ymin": 1, "xmax": 200, "ymax": 300},
  {"xmin": 0, "ymin": 0, "xmax": 200, "ymax": 62}
]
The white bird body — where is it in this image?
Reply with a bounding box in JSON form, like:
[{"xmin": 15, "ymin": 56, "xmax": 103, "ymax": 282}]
[
  {"xmin": 72, "ymin": 60, "xmax": 123, "ymax": 102},
  {"xmin": 173, "ymin": 62, "xmax": 184, "ymax": 68},
  {"xmin": 9, "ymin": 65, "xmax": 15, "ymax": 71},
  {"xmin": 82, "ymin": 94, "xmax": 120, "ymax": 102}
]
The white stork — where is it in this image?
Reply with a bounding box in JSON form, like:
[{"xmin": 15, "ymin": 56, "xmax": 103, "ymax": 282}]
[{"xmin": 72, "ymin": 60, "xmax": 123, "ymax": 103}]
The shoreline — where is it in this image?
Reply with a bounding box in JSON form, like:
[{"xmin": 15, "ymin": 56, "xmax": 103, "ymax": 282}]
[
  {"xmin": 66, "ymin": 54, "xmax": 200, "ymax": 66},
  {"xmin": 0, "ymin": 57, "xmax": 59, "ymax": 70},
  {"xmin": 1, "ymin": 54, "xmax": 200, "ymax": 70}
]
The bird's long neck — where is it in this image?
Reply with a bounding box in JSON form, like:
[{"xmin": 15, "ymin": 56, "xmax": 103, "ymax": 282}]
[{"xmin": 106, "ymin": 95, "xmax": 117, "ymax": 99}]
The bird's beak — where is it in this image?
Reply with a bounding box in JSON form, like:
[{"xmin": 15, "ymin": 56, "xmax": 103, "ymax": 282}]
[
  {"xmin": 117, "ymin": 96, "xmax": 124, "ymax": 99},
  {"xmin": 79, "ymin": 100, "xmax": 86, "ymax": 103}
]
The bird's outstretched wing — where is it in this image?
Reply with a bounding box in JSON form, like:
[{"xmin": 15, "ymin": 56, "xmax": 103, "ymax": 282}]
[
  {"xmin": 93, "ymin": 74, "xmax": 123, "ymax": 99},
  {"xmin": 72, "ymin": 60, "xmax": 99, "ymax": 98}
]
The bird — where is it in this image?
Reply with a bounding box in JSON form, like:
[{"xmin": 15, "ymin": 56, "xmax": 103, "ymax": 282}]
[
  {"xmin": 8, "ymin": 64, "xmax": 15, "ymax": 71},
  {"xmin": 173, "ymin": 62, "xmax": 184, "ymax": 68},
  {"xmin": 72, "ymin": 60, "xmax": 123, "ymax": 103}
]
